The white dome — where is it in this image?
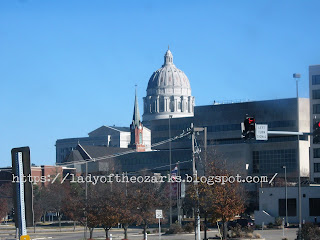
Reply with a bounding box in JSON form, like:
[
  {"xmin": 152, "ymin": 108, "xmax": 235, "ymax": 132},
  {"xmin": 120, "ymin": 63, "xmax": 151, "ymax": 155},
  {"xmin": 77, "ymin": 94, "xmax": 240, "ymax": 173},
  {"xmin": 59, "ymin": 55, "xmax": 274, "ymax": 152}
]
[
  {"xmin": 147, "ymin": 50, "xmax": 191, "ymax": 95},
  {"xmin": 143, "ymin": 49, "xmax": 195, "ymax": 122}
]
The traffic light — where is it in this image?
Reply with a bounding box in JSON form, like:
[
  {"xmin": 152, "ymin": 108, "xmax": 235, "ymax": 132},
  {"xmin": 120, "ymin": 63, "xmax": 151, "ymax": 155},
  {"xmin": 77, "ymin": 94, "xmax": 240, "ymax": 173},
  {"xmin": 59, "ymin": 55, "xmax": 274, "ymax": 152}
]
[
  {"xmin": 242, "ymin": 117, "xmax": 255, "ymax": 139},
  {"xmin": 313, "ymin": 121, "xmax": 320, "ymax": 144}
]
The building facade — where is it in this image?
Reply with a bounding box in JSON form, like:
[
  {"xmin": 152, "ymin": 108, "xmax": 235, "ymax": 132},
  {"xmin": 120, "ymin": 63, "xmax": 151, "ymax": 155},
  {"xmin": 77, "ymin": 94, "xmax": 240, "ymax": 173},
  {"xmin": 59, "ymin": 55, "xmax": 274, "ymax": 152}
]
[
  {"xmin": 254, "ymin": 185, "xmax": 320, "ymax": 225},
  {"xmin": 309, "ymin": 65, "xmax": 320, "ymax": 183}
]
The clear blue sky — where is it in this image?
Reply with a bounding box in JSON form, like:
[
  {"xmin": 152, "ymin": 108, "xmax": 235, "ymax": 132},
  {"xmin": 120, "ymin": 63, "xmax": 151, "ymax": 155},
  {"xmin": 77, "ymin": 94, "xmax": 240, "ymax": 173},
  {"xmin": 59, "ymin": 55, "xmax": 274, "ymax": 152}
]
[{"xmin": 1, "ymin": 0, "xmax": 319, "ymax": 167}]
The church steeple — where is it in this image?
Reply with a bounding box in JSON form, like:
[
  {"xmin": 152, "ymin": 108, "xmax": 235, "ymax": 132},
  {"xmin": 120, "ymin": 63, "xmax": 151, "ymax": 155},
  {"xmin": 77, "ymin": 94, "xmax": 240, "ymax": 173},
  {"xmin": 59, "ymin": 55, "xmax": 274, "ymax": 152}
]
[
  {"xmin": 129, "ymin": 87, "xmax": 145, "ymax": 152},
  {"xmin": 132, "ymin": 86, "xmax": 141, "ymax": 128}
]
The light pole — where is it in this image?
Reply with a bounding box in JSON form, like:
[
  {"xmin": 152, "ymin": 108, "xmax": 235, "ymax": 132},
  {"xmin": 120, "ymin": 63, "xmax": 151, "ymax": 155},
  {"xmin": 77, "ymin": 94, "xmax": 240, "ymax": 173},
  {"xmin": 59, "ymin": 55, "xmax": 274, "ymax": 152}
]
[
  {"xmin": 283, "ymin": 165, "xmax": 288, "ymax": 227},
  {"xmin": 169, "ymin": 114, "xmax": 173, "ymax": 227},
  {"xmin": 293, "ymin": 73, "xmax": 302, "ymax": 239}
]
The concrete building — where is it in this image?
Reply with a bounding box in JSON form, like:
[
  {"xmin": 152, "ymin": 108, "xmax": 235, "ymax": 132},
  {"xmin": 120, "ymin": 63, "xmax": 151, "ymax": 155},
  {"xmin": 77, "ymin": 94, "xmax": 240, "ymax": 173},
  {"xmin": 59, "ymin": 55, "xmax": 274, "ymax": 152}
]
[
  {"xmin": 309, "ymin": 65, "xmax": 320, "ymax": 183},
  {"xmin": 142, "ymin": 49, "xmax": 310, "ymax": 180},
  {"xmin": 56, "ymin": 92, "xmax": 151, "ymax": 164},
  {"xmin": 57, "ymin": 49, "xmax": 311, "ymax": 182},
  {"xmin": 56, "ymin": 48, "xmax": 313, "ymax": 214},
  {"xmin": 254, "ymin": 185, "xmax": 320, "ymax": 225}
]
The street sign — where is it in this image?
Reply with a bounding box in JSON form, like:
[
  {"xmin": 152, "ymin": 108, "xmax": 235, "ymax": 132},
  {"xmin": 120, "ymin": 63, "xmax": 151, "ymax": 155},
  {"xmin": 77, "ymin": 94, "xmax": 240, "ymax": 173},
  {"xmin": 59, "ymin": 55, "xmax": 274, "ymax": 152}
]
[
  {"xmin": 12, "ymin": 147, "xmax": 34, "ymax": 239},
  {"xmin": 156, "ymin": 209, "xmax": 163, "ymax": 219},
  {"xmin": 255, "ymin": 124, "xmax": 268, "ymax": 140}
]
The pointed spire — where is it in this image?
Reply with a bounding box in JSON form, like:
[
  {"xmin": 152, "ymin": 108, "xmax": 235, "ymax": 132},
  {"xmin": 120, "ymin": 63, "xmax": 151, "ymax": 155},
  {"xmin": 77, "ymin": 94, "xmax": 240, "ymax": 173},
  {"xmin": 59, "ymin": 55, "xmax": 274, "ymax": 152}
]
[{"xmin": 132, "ymin": 85, "xmax": 141, "ymax": 127}]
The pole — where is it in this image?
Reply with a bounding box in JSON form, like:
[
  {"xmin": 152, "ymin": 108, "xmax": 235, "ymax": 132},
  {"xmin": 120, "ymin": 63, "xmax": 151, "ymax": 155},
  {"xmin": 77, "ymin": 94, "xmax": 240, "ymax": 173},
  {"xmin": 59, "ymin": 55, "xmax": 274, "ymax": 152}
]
[
  {"xmin": 159, "ymin": 218, "xmax": 161, "ymax": 239},
  {"xmin": 191, "ymin": 123, "xmax": 201, "ymax": 240},
  {"xmin": 295, "ymin": 75, "xmax": 302, "ymax": 240},
  {"xmin": 84, "ymin": 161, "xmax": 88, "ymax": 240},
  {"xmin": 284, "ymin": 166, "xmax": 288, "ymax": 227},
  {"xmin": 169, "ymin": 115, "xmax": 172, "ymax": 227},
  {"xmin": 177, "ymin": 161, "xmax": 181, "ymax": 225}
]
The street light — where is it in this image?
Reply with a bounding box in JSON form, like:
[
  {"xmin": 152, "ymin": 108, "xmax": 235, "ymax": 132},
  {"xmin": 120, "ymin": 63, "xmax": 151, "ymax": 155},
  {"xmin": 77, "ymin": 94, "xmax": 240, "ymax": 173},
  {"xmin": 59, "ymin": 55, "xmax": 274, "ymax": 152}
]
[
  {"xmin": 168, "ymin": 114, "xmax": 173, "ymax": 227},
  {"xmin": 282, "ymin": 165, "xmax": 288, "ymax": 227},
  {"xmin": 293, "ymin": 73, "xmax": 302, "ymax": 239}
]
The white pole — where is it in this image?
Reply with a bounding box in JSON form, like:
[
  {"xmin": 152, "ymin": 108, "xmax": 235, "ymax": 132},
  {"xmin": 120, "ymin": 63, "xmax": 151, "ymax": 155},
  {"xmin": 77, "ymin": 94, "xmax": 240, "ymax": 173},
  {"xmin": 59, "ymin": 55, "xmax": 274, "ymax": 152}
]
[
  {"xmin": 159, "ymin": 218, "xmax": 161, "ymax": 239},
  {"xmin": 18, "ymin": 152, "xmax": 27, "ymax": 237},
  {"xmin": 197, "ymin": 214, "xmax": 201, "ymax": 240}
]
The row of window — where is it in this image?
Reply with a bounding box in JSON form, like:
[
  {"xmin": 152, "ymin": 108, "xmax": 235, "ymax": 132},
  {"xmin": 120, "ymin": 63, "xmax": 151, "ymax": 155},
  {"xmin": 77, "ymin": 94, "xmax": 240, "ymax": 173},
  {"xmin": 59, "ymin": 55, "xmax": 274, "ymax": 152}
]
[
  {"xmin": 279, "ymin": 198, "xmax": 320, "ymax": 217},
  {"xmin": 153, "ymin": 120, "xmax": 297, "ymax": 133},
  {"xmin": 313, "ymin": 148, "xmax": 320, "ymax": 158},
  {"xmin": 313, "ymin": 104, "xmax": 320, "ymax": 114},
  {"xmin": 253, "ymin": 149, "xmax": 296, "ymax": 174},
  {"xmin": 314, "ymin": 163, "xmax": 320, "ymax": 173},
  {"xmin": 312, "ymin": 75, "xmax": 320, "ymax": 85},
  {"xmin": 208, "ymin": 136, "xmax": 298, "ymax": 146}
]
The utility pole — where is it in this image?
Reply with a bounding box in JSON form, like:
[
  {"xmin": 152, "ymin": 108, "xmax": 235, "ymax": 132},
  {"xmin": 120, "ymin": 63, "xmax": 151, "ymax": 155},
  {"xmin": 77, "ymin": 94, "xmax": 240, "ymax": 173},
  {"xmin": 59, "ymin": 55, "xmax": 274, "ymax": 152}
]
[
  {"xmin": 283, "ymin": 165, "xmax": 288, "ymax": 227},
  {"xmin": 191, "ymin": 124, "xmax": 207, "ymax": 240},
  {"xmin": 84, "ymin": 161, "xmax": 88, "ymax": 240},
  {"xmin": 169, "ymin": 115, "xmax": 173, "ymax": 227}
]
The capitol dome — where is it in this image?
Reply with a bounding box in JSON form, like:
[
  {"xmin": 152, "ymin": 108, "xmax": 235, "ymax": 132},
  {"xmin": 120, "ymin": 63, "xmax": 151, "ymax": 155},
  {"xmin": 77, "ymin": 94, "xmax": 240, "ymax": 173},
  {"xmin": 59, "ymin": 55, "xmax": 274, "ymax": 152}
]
[{"xmin": 143, "ymin": 49, "xmax": 195, "ymax": 121}]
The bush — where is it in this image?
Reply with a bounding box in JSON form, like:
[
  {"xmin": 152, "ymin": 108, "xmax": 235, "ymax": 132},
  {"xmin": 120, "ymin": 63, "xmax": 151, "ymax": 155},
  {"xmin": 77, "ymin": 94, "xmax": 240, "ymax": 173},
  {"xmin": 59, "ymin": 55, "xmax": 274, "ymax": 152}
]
[
  {"xmin": 267, "ymin": 222, "xmax": 274, "ymax": 228},
  {"xmin": 230, "ymin": 224, "xmax": 244, "ymax": 238},
  {"xmin": 301, "ymin": 222, "xmax": 320, "ymax": 240},
  {"xmin": 165, "ymin": 223, "xmax": 183, "ymax": 234},
  {"xmin": 243, "ymin": 226, "xmax": 254, "ymax": 233},
  {"xmin": 183, "ymin": 222, "xmax": 194, "ymax": 233},
  {"xmin": 255, "ymin": 224, "xmax": 261, "ymax": 230},
  {"xmin": 254, "ymin": 233, "xmax": 261, "ymax": 239},
  {"xmin": 230, "ymin": 224, "xmax": 260, "ymax": 239},
  {"xmin": 275, "ymin": 217, "xmax": 283, "ymax": 226}
]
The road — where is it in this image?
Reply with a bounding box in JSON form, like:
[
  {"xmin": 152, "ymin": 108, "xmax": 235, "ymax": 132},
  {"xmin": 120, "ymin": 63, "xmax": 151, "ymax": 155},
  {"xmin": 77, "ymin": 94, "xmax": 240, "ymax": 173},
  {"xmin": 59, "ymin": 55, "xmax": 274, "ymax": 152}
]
[{"xmin": 0, "ymin": 225, "xmax": 298, "ymax": 240}]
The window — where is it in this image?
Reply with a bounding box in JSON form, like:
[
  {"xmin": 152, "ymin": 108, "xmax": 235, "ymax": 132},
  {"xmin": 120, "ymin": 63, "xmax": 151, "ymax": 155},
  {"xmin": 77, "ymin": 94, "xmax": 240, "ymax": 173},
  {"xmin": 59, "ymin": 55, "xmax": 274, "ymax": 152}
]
[
  {"xmin": 139, "ymin": 133, "xmax": 142, "ymax": 144},
  {"xmin": 314, "ymin": 178, "xmax": 320, "ymax": 184},
  {"xmin": 314, "ymin": 148, "xmax": 320, "ymax": 158},
  {"xmin": 313, "ymin": 90, "xmax": 320, "ymax": 99},
  {"xmin": 253, "ymin": 149, "xmax": 296, "ymax": 175},
  {"xmin": 279, "ymin": 198, "xmax": 296, "ymax": 216},
  {"xmin": 313, "ymin": 104, "xmax": 320, "ymax": 114},
  {"xmin": 314, "ymin": 163, "xmax": 320, "ymax": 172},
  {"xmin": 312, "ymin": 75, "xmax": 320, "ymax": 85},
  {"xmin": 309, "ymin": 198, "xmax": 320, "ymax": 216}
]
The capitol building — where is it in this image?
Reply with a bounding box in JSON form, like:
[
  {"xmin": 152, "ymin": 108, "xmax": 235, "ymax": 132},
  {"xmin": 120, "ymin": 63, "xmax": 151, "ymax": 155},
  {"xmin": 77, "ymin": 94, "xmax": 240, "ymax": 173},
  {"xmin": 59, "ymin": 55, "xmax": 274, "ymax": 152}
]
[
  {"xmin": 56, "ymin": 48, "xmax": 310, "ymax": 190},
  {"xmin": 143, "ymin": 48, "xmax": 194, "ymax": 121}
]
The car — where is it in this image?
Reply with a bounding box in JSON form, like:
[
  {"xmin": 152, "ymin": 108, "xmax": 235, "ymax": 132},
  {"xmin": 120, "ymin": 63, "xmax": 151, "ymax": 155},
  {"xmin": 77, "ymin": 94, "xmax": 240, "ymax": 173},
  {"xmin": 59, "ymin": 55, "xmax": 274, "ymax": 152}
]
[{"xmin": 228, "ymin": 218, "xmax": 255, "ymax": 229}]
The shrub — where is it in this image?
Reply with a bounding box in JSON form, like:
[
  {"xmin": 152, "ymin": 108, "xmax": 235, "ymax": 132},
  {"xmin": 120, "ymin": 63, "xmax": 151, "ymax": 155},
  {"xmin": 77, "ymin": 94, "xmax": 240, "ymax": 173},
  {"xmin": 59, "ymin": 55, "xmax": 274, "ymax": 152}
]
[
  {"xmin": 230, "ymin": 224, "xmax": 244, "ymax": 238},
  {"xmin": 245, "ymin": 232, "xmax": 253, "ymax": 238},
  {"xmin": 254, "ymin": 233, "xmax": 261, "ymax": 239},
  {"xmin": 243, "ymin": 226, "xmax": 254, "ymax": 233},
  {"xmin": 301, "ymin": 222, "xmax": 320, "ymax": 240},
  {"xmin": 165, "ymin": 223, "xmax": 183, "ymax": 234},
  {"xmin": 183, "ymin": 222, "xmax": 194, "ymax": 233},
  {"xmin": 275, "ymin": 217, "xmax": 283, "ymax": 226},
  {"xmin": 267, "ymin": 222, "xmax": 274, "ymax": 228}
]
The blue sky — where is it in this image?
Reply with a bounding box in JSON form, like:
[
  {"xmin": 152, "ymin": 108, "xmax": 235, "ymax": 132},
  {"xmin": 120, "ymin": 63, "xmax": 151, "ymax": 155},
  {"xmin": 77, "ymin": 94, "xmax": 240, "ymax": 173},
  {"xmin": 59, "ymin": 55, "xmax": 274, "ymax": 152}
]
[{"xmin": 1, "ymin": 0, "xmax": 319, "ymax": 167}]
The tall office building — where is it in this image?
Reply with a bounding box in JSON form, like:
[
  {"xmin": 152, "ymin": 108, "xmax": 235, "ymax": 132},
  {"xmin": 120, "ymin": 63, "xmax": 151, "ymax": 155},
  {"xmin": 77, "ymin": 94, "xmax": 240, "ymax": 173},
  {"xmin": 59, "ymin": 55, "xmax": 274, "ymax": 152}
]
[{"xmin": 309, "ymin": 65, "xmax": 320, "ymax": 183}]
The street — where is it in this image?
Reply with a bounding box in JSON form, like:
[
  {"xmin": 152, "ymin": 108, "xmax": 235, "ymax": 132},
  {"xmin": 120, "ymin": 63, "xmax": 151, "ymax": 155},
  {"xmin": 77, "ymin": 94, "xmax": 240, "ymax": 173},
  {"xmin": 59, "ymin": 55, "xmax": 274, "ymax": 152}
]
[{"xmin": 0, "ymin": 226, "xmax": 298, "ymax": 240}]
